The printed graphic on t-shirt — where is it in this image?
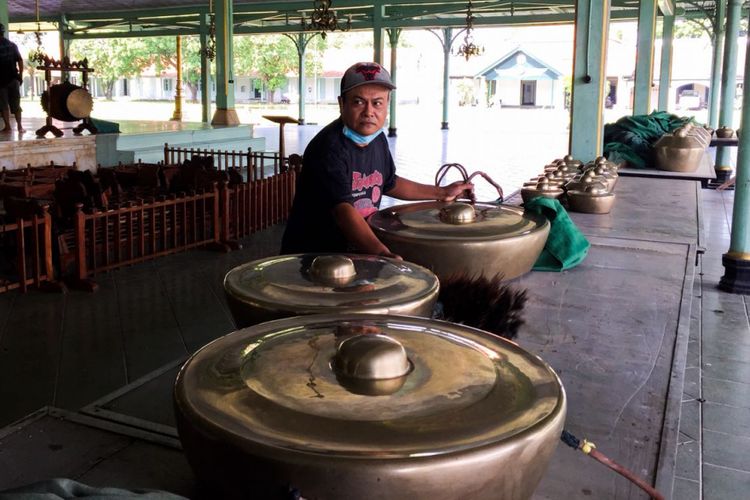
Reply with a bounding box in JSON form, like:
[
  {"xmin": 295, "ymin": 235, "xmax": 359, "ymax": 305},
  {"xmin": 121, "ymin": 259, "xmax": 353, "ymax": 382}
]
[{"xmin": 351, "ymin": 171, "xmax": 383, "ymax": 217}]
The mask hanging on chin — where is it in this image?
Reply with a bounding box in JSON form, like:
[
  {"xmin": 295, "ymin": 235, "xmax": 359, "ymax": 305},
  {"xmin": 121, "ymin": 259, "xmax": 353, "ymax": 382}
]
[{"xmin": 343, "ymin": 125, "xmax": 385, "ymax": 146}]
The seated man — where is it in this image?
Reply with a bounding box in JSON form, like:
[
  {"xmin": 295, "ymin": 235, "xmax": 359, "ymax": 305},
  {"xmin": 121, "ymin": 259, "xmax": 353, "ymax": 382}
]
[{"xmin": 281, "ymin": 62, "xmax": 472, "ymax": 258}]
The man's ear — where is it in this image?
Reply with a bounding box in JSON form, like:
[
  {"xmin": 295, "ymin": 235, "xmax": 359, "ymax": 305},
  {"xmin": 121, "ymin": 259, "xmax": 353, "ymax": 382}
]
[{"xmin": 337, "ymin": 95, "xmax": 343, "ymax": 114}]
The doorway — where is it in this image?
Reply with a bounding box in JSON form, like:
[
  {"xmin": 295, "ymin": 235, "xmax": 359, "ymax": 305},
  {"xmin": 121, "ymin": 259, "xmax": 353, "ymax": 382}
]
[{"xmin": 521, "ymin": 80, "xmax": 536, "ymax": 106}]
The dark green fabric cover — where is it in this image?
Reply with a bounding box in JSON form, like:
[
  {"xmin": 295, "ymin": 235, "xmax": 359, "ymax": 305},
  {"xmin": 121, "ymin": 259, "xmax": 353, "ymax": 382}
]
[
  {"xmin": 524, "ymin": 197, "xmax": 590, "ymax": 272},
  {"xmin": 89, "ymin": 117, "xmax": 120, "ymax": 134},
  {"xmin": 603, "ymin": 111, "xmax": 694, "ymax": 168}
]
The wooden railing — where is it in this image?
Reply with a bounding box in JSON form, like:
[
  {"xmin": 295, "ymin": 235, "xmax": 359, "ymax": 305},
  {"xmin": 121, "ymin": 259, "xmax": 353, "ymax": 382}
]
[
  {"xmin": 164, "ymin": 143, "xmax": 252, "ymax": 171},
  {"xmin": 70, "ymin": 186, "xmax": 222, "ymax": 286},
  {"xmin": 220, "ymin": 166, "xmax": 298, "ymax": 243},
  {"xmin": 163, "ymin": 143, "xmax": 298, "ymax": 182},
  {"xmin": 0, "ymin": 206, "xmax": 56, "ymax": 293}
]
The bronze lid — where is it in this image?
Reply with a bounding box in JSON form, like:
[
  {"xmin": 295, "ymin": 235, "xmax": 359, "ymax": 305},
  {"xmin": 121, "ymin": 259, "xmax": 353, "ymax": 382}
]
[
  {"xmin": 176, "ymin": 313, "xmax": 564, "ymax": 457},
  {"xmin": 224, "ymin": 254, "xmax": 439, "ymax": 314},
  {"xmin": 368, "ymin": 202, "xmax": 548, "ymax": 241},
  {"xmin": 654, "ymin": 126, "xmax": 709, "ymax": 150}
]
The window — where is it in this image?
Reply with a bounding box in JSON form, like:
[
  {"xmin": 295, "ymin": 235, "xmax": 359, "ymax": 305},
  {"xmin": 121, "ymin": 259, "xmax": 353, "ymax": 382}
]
[
  {"xmin": 122, "ymin": 78, "xmax": 129, "ymax": 96},
  {"xmin": 163, "ymin": 79, "xmax": 173, "ymax": 92}
]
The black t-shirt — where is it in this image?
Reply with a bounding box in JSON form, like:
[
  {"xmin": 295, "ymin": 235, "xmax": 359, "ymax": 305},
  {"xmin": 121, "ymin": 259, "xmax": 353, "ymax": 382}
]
[{"xmin": 281, "ymin": 118, "xmax": 396, "ymax": 254}]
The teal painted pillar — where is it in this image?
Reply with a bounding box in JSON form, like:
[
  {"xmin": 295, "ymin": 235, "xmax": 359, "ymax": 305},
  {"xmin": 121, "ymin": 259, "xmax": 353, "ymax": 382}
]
[
  {"xmin": 441, "ymin": 28, "xmax": 452, "ymax": 130},
  {"xmin": 211, "ymin": 0, "xmax": 239, "ymax": 125},
  {"xmin": 372, "ymin": 5, "xmax": 384, "ymax": 64},
  {"xmin": 657, "ymin": 14, "xmax": 674, "ymax": 111},
  {"xmin": 709, "ymin": 0, "xmax": 727, "ymax": 129},
  {"xmin": 387, "ymin": 28, "xmax": 400, "ymax": 137},
  {"xmin": 569, "ymin": 0, "xmax": 610, "ymax": 161},
  {"xmin": 297, "ymin": 33, "xmax": 307, "ymax": 125},
  {"xmin": 59, "ymin": 15, "xmax": 71, "ymax": 81},
  {"xmin": 199, "ymin": 13, "xmax": 211, "ymax": 123},
  {"xmin": 716, "ymin": 0, "xmax": 742, "ymax": 173},
  {"xmin": 0, "ymin": 0, "xmax": 7, "ymax": 34},
  {"xmin": 633, "ymin": 0, "xmax": 657, "ymax": 115},
  {"xmin": 719, "ymin": 7, "xmax": 750, "ymax": 294}
]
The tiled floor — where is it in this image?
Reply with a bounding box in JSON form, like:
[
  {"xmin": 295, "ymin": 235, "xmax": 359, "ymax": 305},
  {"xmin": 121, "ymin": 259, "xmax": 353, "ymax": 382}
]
[{"xmin": 673, "ymin": 187, "xmax": 750, "ymax": 500}]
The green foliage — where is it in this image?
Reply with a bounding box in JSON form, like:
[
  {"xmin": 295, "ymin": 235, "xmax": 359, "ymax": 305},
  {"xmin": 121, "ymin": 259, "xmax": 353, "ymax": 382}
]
[{"xmin": 70, "ymin": 38, "xmax": 149, "ymax": 99}]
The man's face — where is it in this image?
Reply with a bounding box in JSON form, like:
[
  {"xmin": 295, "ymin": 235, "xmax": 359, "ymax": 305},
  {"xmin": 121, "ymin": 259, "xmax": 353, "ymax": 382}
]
[{"xmin": 338, "ymin": 84, "xmax": 390, "ymax": 136}]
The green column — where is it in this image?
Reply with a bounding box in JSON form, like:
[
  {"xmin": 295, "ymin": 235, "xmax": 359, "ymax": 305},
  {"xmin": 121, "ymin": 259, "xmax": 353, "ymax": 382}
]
[
  {"xmin": 716, "ymin": 0, "xmax": 742, "ymax": 171},
  {"xmin": 441, "ymin": 28, "xmax": 452, "ymax": 130},
  {"xmin": 59, "ymin": 15, "xmax": 71, "ymax": 81},
  {"xmin": 211, "ymin": 0, "xmax": 239, "ymax": 125},
  {"xmin": 387, "ymin": 28, "xmax": 400, "ymax": 137},
  {"xmin": 0, "ymin": 0, "xmax": 7, "ymax": 33},
  {"xmin": 633, "ymin": 0, "xmax": 657, "ymax": 115},
  {"xmin": 297, "ymin": 33, "xmax": 307, "ymax": 125},
  {"xmin": 719, "ymin": 7, "xmax": 750, "ymax": 294},
  {"xmin": 199, "ymin": 13, "xmax": 211, "ymax": 123},
  {"xmin": 709, "ymin": 0, "xmax": 727, "ymax": 129},
  {"xmin": 657, "ymin": 14, "xmax": 674, "ymax": 111},
  {"xmin": 372, "ymin": 4, "xmax": 384, "ymax": 64},
  {"xmin": 569, "ymin": 0, "xmax": 610, "ymax": 161}
]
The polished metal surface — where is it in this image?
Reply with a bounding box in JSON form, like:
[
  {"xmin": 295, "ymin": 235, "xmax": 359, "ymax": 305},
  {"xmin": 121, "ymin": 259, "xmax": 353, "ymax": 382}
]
[
  {"xmin": 566, "ymin": 183, "xmax": 616, "ymax": 214},
  {"xmin": 564, "ymin": 170, "xmax": 606, "ymax": 193},
  {"xmin": 716, "ymin": 126, "xmax": 735, "ymax": 139},
  {"xmin": 654, "ymin": 125, "xmax": 708, "ymax": 173},
  {"xmin": 368, "ymin": 202, "xmax": 550, "ymax": 281},
  {"xmin": 224, "ymin": 254, "xmax": 439, "ymax": 327},
  {"xmin": 521, "ymin": 180, "xmax": 565, "ymax": 203},
  {"xmin": 439, "ymin": 202, "xmax": 477, "ymax": 224},
  {"xmin": 175, "ymin": 313, "xmax": 566, "ymax": 500}
]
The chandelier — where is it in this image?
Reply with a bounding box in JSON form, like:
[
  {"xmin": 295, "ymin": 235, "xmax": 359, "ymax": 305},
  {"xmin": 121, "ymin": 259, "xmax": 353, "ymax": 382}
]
[
  {"xmin": 301, "ymin": 0, "xmax": 351, "ymax": 39},
  {"xmin": 455, "ymin": 0, "xmax": 484, "ymax": 61},
  {"xmin": 29, "ymin": 0, "xmax": 46, "ymax": 63},
  {"xmin": 201, "ymin": 0, "xmax": 217, "ymax": 61}
]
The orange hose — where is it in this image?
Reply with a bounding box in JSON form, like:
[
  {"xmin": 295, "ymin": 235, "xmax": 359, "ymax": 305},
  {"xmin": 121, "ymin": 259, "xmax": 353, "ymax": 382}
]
[{"xmin": 587, "ymin": 448, "xmax": 664, "ymax": 500}]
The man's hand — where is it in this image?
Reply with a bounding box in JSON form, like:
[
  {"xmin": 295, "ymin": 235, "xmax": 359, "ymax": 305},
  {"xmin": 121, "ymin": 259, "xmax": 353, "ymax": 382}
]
[{"xmin": 439, "ymin": 181, "xmax": 474, "ymax": 202}]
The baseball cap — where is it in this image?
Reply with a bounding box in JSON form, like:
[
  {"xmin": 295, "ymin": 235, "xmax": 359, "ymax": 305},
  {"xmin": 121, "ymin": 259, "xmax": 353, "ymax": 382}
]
[{"xmin": 340, "ymin": 62, "xmax": 396, "ymax": 95}]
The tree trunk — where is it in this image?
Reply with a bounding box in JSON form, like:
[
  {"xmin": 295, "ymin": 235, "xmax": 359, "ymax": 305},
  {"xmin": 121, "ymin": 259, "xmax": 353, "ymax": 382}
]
[
  {"xmin": 105, "ymin": 80, "xmax": 114, "ymax": 100},
  {"xmin": 186, "ymin": 83, "xmax": 198, "ymax": 102}
]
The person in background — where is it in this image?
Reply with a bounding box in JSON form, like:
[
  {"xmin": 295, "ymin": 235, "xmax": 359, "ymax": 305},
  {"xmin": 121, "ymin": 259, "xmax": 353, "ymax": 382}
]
[
  {"xmin": 281, "ymin": 61, "xmax": 473, "ymax": 258},
  {"xmin": 0, "ymin": 23, "xmax": 25, "ymax": 134}
]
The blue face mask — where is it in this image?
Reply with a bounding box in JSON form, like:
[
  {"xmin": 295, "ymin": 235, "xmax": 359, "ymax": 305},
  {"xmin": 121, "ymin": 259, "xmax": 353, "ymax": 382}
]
[{"xmin": 342, "ymin": 125, "xmax": 384, "ymax": 146}]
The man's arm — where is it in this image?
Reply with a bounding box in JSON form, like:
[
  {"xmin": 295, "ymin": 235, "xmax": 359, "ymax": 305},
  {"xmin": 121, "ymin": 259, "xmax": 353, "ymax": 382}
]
[
  {"xmin": 332, "ymin": 202, "xmax": 400, "ymax": 258},
  {"xmin": 386, "ymin": 176, "xmax": 473, "ymax": 202},
  {"xmin": 15, "ymin": 49, "xmax": 23, "ymax": 82}
]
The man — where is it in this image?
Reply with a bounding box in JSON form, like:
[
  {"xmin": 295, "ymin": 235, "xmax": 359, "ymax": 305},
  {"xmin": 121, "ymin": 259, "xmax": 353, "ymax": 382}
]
[
  {"xmin": 0, "ymin": 23, "xmax": 24, "ymax": 134},
  {"xmin": 281, "ymin": 62, "xmax": 472, "ymax": 257}
]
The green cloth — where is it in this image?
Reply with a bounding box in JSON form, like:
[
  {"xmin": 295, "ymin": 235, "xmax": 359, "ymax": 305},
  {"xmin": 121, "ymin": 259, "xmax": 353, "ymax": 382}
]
[
  {"xmin": 524, "ymin": 197, "xmax": 590, "ymax": 272},
  {"xmin": 89, "ymin": 117, "xmax": 120, "ymax": 134},
  {"xmin": 602, "ymin": 111, "xmax": 695, "ymax": 168}
]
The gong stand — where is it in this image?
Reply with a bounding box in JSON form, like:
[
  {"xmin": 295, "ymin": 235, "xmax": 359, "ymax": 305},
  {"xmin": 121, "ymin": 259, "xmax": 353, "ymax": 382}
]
[{"xmin": 35, "ymin": 55, "xmax": 98, "ymax": 138}]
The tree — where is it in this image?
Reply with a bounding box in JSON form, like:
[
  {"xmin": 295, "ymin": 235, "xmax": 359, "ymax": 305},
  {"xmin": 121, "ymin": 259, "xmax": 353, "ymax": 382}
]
[
  {"xmin": 141, "ymin": 36, "xmax": 206, "ymax": 102},
  {"xmin": 235, "ymin": 35, "xmax": 297, "ymax": 103},
  {"xmin": 70, "ymin": 38, "xmax": 149, "ymax": 99}
]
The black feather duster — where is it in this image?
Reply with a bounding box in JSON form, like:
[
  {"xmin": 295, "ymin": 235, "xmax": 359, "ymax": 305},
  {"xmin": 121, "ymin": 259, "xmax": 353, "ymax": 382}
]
[{"xmin": 436, "ymin": 273, "xmax": 527, "ymax": 340}]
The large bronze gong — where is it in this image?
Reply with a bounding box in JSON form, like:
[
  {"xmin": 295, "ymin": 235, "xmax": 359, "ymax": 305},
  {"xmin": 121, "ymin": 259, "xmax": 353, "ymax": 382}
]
[
  {"xmin": 41, "ymin": 80, "xmax": 93, "ymax": 122},
  {"xmin": 224, "ymin": 254, "xmax": 439, "ymax": 327},
  {"xmin": 368, "ymin": 202, "xmax": 549, "ymax": 281},
  {"xmin": 175, "ymin": 313, "xmax": 566, "ymax": 500}
]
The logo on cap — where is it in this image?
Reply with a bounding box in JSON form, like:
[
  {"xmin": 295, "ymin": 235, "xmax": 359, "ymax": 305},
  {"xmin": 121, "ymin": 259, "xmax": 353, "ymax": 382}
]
[{"xmin": 355, "ymin": 63, "xmax": 382, "ymax": 81}]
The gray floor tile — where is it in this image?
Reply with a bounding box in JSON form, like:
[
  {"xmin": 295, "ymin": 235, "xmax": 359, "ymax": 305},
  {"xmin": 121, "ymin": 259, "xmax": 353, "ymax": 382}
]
[
  {"xmin": 675, "ymin": 439, "xmax": 701, "ymax": 481},
  {"xmin": 703, "ymin": 463, "xmax": 750, "ymax": 500},
  {"xmin": 703, "ymin": 402, "xmax": 750, "ymax": 438},
  {"xmin": 702, "ymin": 355, "xmax": 750, "ymax": 385},
  {"xmin": 703, "ymin": 376, "xmax": 750, "ymax": 408},
  {"xmin": 683, "ymin": 366, "xmax": 700, "ymax": 400},
  {"xmin": 704, "ymin": 429, "xmax": 750, "ymax": 474},
  {"xmin": 703, "ymin": 337, "xmax": 750, "ymax": 363},
  {"xmin": 673, "ymin": 477, "xmax": 701, "ymax": 500},
  {"xmin": 679, "ymin": 399, "xmax": 701, "ymax": 443}
]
